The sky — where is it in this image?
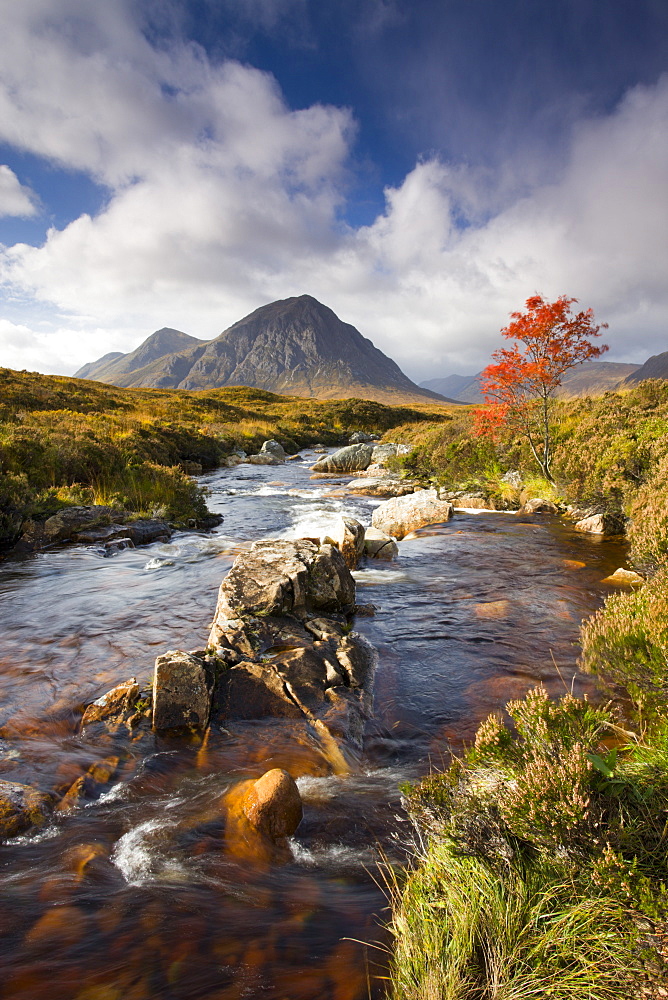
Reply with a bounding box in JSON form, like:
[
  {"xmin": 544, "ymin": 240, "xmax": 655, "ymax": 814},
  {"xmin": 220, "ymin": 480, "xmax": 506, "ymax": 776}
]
[{"xmin": 0, "ymin": 0, "xmax": 667, "ymax": 382}]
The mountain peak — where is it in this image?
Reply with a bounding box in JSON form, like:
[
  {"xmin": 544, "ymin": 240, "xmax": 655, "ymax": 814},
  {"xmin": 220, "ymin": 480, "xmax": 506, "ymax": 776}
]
[{"xmin": 75, "ymin": 296, "xmax": 454, "ymax": 405}]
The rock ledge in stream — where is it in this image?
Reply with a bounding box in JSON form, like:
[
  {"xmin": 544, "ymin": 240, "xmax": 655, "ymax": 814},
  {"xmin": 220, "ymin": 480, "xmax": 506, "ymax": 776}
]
[
  {"xmin": 208, "ymin": 539, "xmax": 375, "ymax": 754},
  {"xmin": 153, "ymin": 651, "xmax": 213, "ymax": 731},
  {"xmin": 371, "ymin": 489, "xmax": 454, "ymax": 539},
  {"xmin": 0, "ymin": 780, "xmax": 52, "ymax": 838}
]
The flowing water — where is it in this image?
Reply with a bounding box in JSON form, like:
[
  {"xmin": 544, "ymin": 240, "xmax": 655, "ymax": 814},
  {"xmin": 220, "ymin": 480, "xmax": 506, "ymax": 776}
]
[{"xmin": 0, "ymin": 451, "xmax": 629, "ymax": 999}]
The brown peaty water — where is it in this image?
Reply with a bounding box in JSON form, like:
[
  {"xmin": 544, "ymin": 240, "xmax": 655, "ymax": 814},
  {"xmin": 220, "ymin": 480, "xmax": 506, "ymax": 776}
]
[{"xmin": 0, "ymin": 455, "xmax": 630, "ymax": 999}]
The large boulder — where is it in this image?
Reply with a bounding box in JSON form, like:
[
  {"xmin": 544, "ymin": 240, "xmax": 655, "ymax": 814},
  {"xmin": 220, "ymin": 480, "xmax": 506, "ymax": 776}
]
[
  {"xmin": 152, "ymin": 650, "xmax": 212, "ymax": 731},
  {"xmin": 209, "ymin": 539, "xmax": 355, "ymax": 637},
  {"xmin": 260, "ymin": 440, "xmax": 286, "ymax": 460},
  {"xmin": 311, "ymin": 444, "xmax": 373, "ymax": 474},
  {"xmin": 371, "ymin": 489, "xmax": 454, "ymax": 539},
  {"xmin": 208, "ymin": 538, "xmax": 376, "ymax": 755},
  {"xmin": 0, "ymin": 780, "xmax": 52, "ymax": 838}
]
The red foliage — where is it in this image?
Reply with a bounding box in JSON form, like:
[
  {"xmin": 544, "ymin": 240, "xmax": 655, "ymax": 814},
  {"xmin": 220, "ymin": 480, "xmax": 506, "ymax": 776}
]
[{"xmin": 474, "ymin": 295, "xmax": 608, "ymax": 478}]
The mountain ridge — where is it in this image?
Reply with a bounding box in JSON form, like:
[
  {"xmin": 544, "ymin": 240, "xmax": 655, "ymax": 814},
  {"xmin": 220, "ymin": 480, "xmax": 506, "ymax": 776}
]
[
  {"xmin": 421, "ymin": 360, "xmax": 642, "ymax": 403},
  {"xmin": 76, "ymin": 295, "xmax": 456, "ymax": 406}
]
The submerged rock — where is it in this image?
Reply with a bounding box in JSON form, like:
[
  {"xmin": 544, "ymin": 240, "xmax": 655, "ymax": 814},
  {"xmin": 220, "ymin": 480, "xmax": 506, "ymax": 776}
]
[
  {"xmin": 81, "ymin": 678, "xmax": 141, "ymax": 728},
  {"xmin": 0, "ymin": 780, "xmax": 52, "ymax": 838},
  {"xmin": 247, "ymin": 453, "xmax": 282, "ymax": 466},
  {"xmin": 371, "ymin": 489, "xmax": 454, "ymax": 539},
  {"xmin": 152, "ymin": 650, "xmax": 213, "ymax": 731},
  {"xmin": 311, "ymin": 443, "xmax": 373, "ymax": 473},
  {"xmin": 345, "ymin": 477, "xmax": 415, "ymax": 498}
]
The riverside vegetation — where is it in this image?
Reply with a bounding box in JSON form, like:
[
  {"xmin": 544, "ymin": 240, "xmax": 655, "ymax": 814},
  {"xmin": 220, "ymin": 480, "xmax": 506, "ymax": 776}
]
[
  {"xmin": 385, "ymin": 378, "xmax": 668, "ymax": 998},
  {"xmin": 3, "ymin": 367, "xmax": 668, "ymax": 995},
  {"xmin": 0, "ymin": 366, "xmax": 449, "ymax": 551}
]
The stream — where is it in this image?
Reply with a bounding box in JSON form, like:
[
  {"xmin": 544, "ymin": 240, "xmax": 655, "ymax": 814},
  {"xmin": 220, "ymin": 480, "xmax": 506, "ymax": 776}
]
[{"xmin": 0, "ymin": 449, "xmax": 628, "ymax": 1000}]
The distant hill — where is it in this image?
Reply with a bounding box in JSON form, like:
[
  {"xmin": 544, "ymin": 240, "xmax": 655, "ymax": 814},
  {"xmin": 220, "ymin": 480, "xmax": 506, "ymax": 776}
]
[
  {"xmin": 75, "ymin": 328, "xmax": 205, "ymax": 382},
  {"xmin": 76, "ymin": 295, "xmax": 457, "ymax": 406},
  {"xmin": 421, "ymin": 361, "xmax": 641, "ymax": 403},
  {"xmin": 619, "ymin": 351, "xmax": 668, "ymax": 386}
]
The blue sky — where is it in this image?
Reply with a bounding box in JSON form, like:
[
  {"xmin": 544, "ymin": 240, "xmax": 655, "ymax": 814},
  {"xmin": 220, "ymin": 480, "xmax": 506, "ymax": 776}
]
[{"xmin": 0, "ymin": 0, "xmax": 667, "ymax": 380}]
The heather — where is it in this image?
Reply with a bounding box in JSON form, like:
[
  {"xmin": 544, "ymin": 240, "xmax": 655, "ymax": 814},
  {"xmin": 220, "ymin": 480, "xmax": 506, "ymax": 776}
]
[{"xmin": 391, "ymin": 689, "xmax": 668, "ymax": 999}]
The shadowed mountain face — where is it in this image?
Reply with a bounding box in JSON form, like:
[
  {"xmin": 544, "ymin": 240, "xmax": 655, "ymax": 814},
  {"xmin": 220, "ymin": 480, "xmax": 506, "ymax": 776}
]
[
  {"xmin": 421, "ymin": 361, "xmax": 641, "ymax": 403},
  {"xmin": 74, "ymin": 328, "xmax": 205, "ymax": 382},
  {"xmin": 620, "ymin": 351, "xmax": 668, "ymax": 386},
  {"xmin": 76, "ymin": 296, "xmax": 453, "ymax": 405}
]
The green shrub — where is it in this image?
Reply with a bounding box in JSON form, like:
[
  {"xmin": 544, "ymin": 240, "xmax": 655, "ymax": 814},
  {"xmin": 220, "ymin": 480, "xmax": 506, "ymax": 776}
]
[{"xmin": 580, "ymin": 566, "xmax": 668, "ymax": 715}]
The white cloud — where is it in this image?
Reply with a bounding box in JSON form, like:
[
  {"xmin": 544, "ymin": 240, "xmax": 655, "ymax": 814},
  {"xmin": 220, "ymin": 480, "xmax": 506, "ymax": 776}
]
[
  {"xmin": 0, "ymin": 2, "xmax": 666, "ymax": 381},
  {"xmin": 0, "ymin": 166, "xmax": 38, "ymax": 218}
]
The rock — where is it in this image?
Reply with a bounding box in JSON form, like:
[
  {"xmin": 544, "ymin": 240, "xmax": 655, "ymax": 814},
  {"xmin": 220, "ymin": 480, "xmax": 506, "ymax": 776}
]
[
  {"xmin": 363, "ymin": 527, "xmax": 399, "ymax": 559},
  {"xmin": 71, "ymin": 518, "xmax": 172, "ymax": 547},
  {"xmin": 247, "ymin": 453, "xmax": 283, "ymax": 466},
  {"xmin": 312, "ymin": 444, "xmax": 327, "ymax": 453},
  {"xmin": 370, "ymin": 442, "xmax": 410, "ymax": 466},
  {"xmin": 241, "ymin": 769, "xmax": 303, "ymax": 840},
  {"xmin": 602, "ymin": 567, "xmax": 645, "ymax": 585},
  {"xmin": 346, "ymin": 478, "xmax": 416, "ymax": 498},
  {"xmin": 260, "ymin": 440, "xmax": 286, "ymax": 460},
  {"xmin": 322, "ymin": 516, "xmax": 365, "ymax": 569},
  {"xmin": 574, "ymin": 513, "xmax": 625, "ymax": 537},
  {"xmin": 519, "ymin": 498, "xmax": 559, "ymax": 514},
  {"xmin": 152, "ymin": 651, "xmax": 212, "ymax": 730},
  {"xmin": 208, "ymin": 538, "xmax": 375, "ymax": 754},
  {"xmin": 311, "ymin": 443, "xmax": 373, "ymax": 474},
  {"xmin": 103, "ymin": 537, "xmax": 134, "ymax": 556},
  {"xmin": 57, "ymin": 757, "xmax": 120, "ymax": 812},
  {"xmin": 0, "ymin": 780, "xmax": 52, "ymax": 838},
  {"xmin": 455, "ymin": 495, "xmax": 497, "ymax": 510},
  {"xmin": 349, "ymin": 431, "xmax": 373, "ymax": 444},
  {"xmin": 371, "ymin": 489, "xmax": 454, "ymax": 539},
  {"xmin": 81, "ymin": 678, "xmax": 140, "ymax": 728},
  {"xmin": 209, "ymin": 539, "xmax": 355, "ymax": 636},
  {"xmin": 224, "ymin": 453, "xmax": 243, "ymax": 467}
]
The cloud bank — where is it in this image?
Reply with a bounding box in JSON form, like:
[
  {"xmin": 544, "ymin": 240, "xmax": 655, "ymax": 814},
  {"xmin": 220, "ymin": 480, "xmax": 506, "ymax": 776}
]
[{"xmin": 0, "ymin": 1, "xmax": 666, "ymax": 379}]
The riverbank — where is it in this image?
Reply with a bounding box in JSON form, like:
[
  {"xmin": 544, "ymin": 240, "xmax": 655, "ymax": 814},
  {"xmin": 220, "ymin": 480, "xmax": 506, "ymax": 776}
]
[
  {"xmin": 0, "ymin": 367, "xmax": 451, "ymax": 551},
  {"xmin": 380, "ymin": 381, "xmax": 668, "ymax": 997}
]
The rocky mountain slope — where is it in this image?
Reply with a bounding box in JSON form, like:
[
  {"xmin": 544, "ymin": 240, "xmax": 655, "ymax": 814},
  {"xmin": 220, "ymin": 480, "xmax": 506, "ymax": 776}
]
[
  {"xmin": 619, "ymin": 351, "xmax": 668, "ymax": 386},
  {"xmin": 76, "ymin": 296, "xmax": 453, "ymax": 405},
  {"xmin": 75, "ymin": 328, "xmax": 205, "ymax": 382},
  {"xmin": 421, "ymin": 360, "xmax": 641, "ymax": 403}
]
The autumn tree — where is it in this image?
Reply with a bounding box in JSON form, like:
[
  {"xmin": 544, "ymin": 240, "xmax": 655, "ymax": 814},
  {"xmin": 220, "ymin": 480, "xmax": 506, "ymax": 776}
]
[{"xmin": 475, "ymin": 295, "xmax": 608, "ymax": 482}]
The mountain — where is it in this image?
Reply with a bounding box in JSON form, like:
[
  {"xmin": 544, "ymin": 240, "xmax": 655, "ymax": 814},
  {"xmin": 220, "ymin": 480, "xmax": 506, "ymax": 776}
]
[
  {"xmin": 421, "ymin": 361, "xmax": 641, "ymax": 403},
  {"xmin": 420, "ymin": 374, "xmax": 482, "ymax": 403},
  {"xmin": 74, "ymin": 328, "xmax": 205, "ymax": 382},
  {"xmin": 74, "ymin": 351, "xmax": 124, "ymax": 381},
  {"xmin": 76, "ymin": 295, "xmax": 455, "ymax": 405},
  {"xmin": 619, "ymin": 351, "xmax": 668, "ymax": 386}
]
